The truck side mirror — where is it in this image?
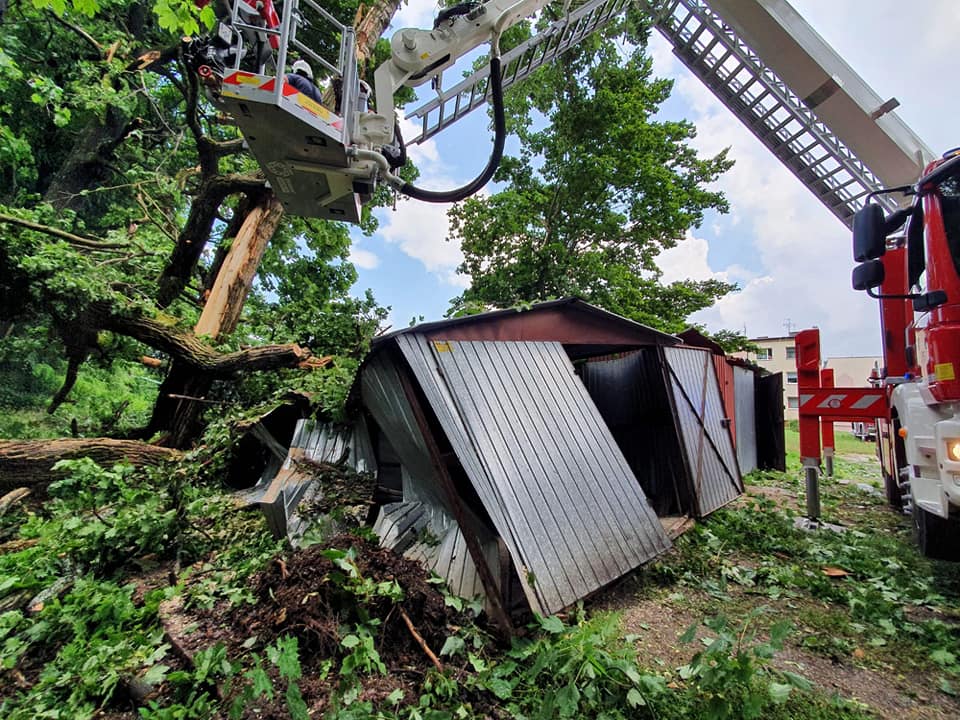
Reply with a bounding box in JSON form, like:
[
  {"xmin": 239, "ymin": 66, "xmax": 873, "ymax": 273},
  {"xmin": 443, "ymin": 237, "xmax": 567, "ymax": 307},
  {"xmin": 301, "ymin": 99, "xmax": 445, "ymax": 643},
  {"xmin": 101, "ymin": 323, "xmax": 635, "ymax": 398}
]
[
  {"xmin": 914, "ymin": 290, "xmax": 948, "ymax": 312},
  {"xmin": 852, "ymin": 259, "xmax": 885, "ymax": 291},
  {"xmin": 853, "ymin": 204, "xmax": 886, "ymax": 261}
]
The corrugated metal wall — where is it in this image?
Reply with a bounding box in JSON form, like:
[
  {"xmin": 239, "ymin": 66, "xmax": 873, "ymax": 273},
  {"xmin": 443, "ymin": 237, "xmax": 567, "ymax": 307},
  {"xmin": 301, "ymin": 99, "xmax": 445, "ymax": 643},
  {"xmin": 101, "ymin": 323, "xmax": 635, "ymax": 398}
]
[
  {"xmin": 245, "ymin": 417, "xmax": 378, "ymax": 540},
  {"xmin": 361, "ymin": 353, "xmax": 501, "ymax": 601},
  {"xmin": 373, "ymin": 502, "xmax": 498, "ymax": 601},
  {"xmin": 662, "ymin": 346, "xmax": 744, "ymax": 517},
  {"xmin": 400, "ymin": 336, "xmax": 671, "ymax": 616},
  {"xmin": 734, "ymin": 366, "xmax": 758, "ymax": 474},
  {"xmin": 579, "ymin": 350, "xmax": 690, "ymax": 516}
]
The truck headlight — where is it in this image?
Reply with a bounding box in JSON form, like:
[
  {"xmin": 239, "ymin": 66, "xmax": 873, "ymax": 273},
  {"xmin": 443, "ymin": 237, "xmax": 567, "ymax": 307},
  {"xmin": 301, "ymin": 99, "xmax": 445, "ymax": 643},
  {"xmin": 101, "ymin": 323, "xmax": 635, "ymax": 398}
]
[{"xmin": 947, "ymin": 439, "xmax": 960, "ymax": 462}]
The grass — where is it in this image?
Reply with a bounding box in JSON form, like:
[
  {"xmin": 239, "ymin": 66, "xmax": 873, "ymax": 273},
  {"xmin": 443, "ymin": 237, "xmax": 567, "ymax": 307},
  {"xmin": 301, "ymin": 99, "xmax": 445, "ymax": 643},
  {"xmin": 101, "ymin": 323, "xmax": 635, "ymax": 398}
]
[
  {"xmin": 1, "ymin": 427, "xmax": 957, "ymax": 718},
  {"xmin": 637, "ymin": 425, "xmax": 960, "ymax": 715}
]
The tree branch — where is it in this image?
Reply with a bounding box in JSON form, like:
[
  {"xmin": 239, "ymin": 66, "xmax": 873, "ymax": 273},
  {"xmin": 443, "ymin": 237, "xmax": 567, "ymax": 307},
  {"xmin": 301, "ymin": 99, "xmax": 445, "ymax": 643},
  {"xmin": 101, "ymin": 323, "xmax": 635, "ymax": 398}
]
[
  {"xmin": 48, "ymin": 10, "xmax": 102, "ymax": 55},
  {"xmin": 92, "ymin": 303, "xmax": 322, "ymax": 378},
  {"xmin": 0, "ymin": 213, "xmax": 129, "ymax": 250}
]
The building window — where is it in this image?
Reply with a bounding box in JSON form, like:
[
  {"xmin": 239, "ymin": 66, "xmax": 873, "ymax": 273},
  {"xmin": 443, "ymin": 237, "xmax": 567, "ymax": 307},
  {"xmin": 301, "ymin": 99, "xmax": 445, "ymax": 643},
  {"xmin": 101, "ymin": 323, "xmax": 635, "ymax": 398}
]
[
  {"xmin": 786, "ymin": 346, "xmax": 796, "ymax": 359},
  {"xmin": 787, "ymin": 371, "xmax": 798, "ymax": 384},
  {"xmin": 787, "ymin": 396, "xmax": 799, "ymax": 408},
  {"xmin": 756, "ymin": 347, "xmax": 772, "ymax": 361}
]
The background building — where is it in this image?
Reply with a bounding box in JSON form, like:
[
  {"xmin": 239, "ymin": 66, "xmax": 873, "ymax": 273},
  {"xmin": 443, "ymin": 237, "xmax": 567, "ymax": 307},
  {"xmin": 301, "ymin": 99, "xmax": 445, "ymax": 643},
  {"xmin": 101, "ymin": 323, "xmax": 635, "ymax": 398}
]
[{"xmin": 739, "ymin": 334, "xmax": 879, "ymax": 420}]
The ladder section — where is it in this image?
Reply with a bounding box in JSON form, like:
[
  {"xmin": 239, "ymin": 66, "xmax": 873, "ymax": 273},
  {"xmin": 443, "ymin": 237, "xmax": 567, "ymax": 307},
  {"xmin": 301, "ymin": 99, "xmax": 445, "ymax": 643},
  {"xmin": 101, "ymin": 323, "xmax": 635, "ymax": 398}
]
[
  {"xmin": 650, "ymin": 0, "xmax": 920, "ymax": 227},
  {"xmin": 404, "ymin": 0, "xmax": 633, "ymax": 145}
]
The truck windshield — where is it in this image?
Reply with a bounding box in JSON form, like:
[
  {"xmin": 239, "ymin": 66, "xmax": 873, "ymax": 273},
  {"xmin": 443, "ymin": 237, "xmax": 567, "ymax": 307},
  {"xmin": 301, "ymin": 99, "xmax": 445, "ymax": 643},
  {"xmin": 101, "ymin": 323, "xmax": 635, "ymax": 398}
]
[{"xmin": 939, "ymin": 175, "xmax": 960, "ymax": 277}]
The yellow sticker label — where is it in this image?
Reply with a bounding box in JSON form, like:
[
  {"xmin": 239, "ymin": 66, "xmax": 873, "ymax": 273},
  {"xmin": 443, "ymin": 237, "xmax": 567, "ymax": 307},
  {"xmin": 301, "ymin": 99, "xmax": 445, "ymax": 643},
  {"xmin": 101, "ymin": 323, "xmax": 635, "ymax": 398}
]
[
  {"xmin": 295, "ymin": 94, "xmax": 331, "ymax": 121},
  {"xmin": 433, "ymin": 341, "xmax": 453, "ymax": 353},
  {"xmin": 233, "ymin": 72, "xmax": 262, "ymax": 85},
  {"xmin": 936, "ymin": 362, "xmax": 956, "ymax": 381},
  {"xmin": 420, "ymin": 52, "xmax": 431, "ymax": 60}
]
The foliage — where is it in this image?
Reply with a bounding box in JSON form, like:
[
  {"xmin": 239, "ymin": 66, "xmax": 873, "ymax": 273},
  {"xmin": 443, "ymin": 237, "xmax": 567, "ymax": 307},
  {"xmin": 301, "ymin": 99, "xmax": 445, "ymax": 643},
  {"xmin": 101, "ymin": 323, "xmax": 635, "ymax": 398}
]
[
  {"xmin": 677, "ymin": 611, "xmax": 810, "ymax": 719},
  {"xmin": 448, "ymin": 10, "xmax": 736, "ymax": 333},
  {"xmin": 0, "ymin": 577, "xmax": 169, "ymax": 719}
]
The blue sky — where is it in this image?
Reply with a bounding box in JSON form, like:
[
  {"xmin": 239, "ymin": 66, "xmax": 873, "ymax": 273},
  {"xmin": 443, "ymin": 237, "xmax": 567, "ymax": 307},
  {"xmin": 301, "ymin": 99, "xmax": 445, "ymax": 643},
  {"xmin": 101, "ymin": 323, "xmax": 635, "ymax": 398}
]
[{"xmin": 348, "ymin": 0, "xmax": 960, "ymax": 356}]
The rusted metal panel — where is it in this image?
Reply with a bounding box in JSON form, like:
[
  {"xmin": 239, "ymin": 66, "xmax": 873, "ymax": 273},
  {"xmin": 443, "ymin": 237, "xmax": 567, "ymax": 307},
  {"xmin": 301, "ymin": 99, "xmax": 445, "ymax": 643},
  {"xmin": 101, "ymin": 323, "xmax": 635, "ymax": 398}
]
[
  {"xmin": 662, "ymin": 346, "xmax": 744, "ymax": 517},
  {"xmin": 734, "ymin": 366, "xmax": 758, "ymax": 474},
  {"xmin": 375, "ymin": 298, "xmax": 679, "ymax": 358},
  {"xmin": 579, "ymin": 349, "xmax": 691, "ymax": 516},
  {"xmin": 400, "ymin": 336, "xmax": 671, "ymax": 616},
  {"xmin": 714, "ymin": 355, "xmax": 737, "ymax": 444}
]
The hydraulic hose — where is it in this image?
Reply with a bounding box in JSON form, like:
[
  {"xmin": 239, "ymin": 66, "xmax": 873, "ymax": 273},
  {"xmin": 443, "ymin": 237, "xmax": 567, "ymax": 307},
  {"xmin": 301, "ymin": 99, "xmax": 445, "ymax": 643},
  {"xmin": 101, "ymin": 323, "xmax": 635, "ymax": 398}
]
[{"xmin": 398, "ymin": 56, "xmax": 505, "ymax": 203}]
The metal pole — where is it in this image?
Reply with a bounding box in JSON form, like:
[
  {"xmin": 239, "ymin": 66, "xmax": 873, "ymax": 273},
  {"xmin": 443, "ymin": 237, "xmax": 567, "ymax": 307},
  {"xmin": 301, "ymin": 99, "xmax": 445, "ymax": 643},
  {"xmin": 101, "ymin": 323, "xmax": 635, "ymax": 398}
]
[
  {"xmin": 803, "ymin": 457, "xmax": 821, "ymax": 522},
  {"xmin": 824, "ymin": 447, "xmax": 834, "ymax": 478}
]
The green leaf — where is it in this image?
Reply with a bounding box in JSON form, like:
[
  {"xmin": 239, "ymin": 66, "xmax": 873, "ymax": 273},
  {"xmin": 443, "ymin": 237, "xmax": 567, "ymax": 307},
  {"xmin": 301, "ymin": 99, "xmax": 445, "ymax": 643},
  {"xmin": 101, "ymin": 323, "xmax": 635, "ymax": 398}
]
[
  {"xmin": 768, "ymin": 682, "xmax": 793, "ymax": 704},
  {"xmin": 679, "ymin": 622, "xmax": 698, "ymax": 644},
  {"xmin": 267, "ymin": 636, "xmax": 302, "ymax": 680},
  {"xmin": 940, "ymin": 677, "xmax": 958, "ymax": 696},
  {"xmin": 341, "ymin": 634, "xmax": 361, "ymax": 649},
  {"xmin": 931, "ymin": 648, "xmax": 957, "ymax": 668},
  {"xmin": 538, "ymin": 615, "xmax": 565, "ymax": 634},
  {"xmin": 141, "ymin": 664, "xmax": 169, "ymax": 685},
  {"xmin": 440, "ymin": 636, "xmax": 466, "ymax": 657},
  {"xmin": 386, "ymin": 688, "xmax": 405, "ymax": 705},
  {"xmin": 555, "ymin": 682, "xmax": 580, "ymax": 718},
  {"xmin": 626, "ymin": 688, "xmax": 646, "ymax": 708},
  {"xmin": 782, "ymin": 671, "xmax": 813, "ymax": 691},
  {"xmin": 486, "ymin": 678, "xmax": 514, "ymax": 699}
]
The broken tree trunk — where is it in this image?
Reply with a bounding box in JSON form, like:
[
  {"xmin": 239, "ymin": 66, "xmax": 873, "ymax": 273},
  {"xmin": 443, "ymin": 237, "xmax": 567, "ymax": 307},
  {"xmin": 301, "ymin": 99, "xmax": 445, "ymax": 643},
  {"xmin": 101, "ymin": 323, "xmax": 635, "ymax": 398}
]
[
  {"xmin": 195, "ymin": 191, "xmax": 284, "ymax": 339},
  {"xmin": 0, "ymin": 439, "xmax": 181, "ymax": 489}
]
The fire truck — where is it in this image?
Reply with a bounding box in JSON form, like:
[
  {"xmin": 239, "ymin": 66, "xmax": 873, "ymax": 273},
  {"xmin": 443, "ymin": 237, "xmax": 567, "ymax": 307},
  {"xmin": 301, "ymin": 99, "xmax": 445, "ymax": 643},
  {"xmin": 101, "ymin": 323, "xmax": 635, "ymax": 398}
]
[{"xmin": 192, "ymin": 1, "xmax": 954, "ymax": 555}]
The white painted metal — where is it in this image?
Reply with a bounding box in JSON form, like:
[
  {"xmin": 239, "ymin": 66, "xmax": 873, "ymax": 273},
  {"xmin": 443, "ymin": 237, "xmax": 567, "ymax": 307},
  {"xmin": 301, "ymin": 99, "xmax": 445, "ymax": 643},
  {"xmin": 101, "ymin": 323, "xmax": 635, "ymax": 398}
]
[
  {"xmin": 649, "ymin": 0, "xmax": 934, "ymax": 225},
  {"xmin": 733, "ymin": 366, "xmax": 757, "ymax": 474},
  {"xmin": 404, "ymin": 0, "xmax": 633, "ymax": 144}
]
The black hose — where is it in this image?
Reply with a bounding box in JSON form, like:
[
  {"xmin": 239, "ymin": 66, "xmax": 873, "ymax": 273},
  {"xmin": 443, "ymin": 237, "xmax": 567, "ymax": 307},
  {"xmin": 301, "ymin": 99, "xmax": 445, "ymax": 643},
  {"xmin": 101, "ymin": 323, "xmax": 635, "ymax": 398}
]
[{"xmin": 399, "ymin": 56, "xmax": 505, "ymax": 203}]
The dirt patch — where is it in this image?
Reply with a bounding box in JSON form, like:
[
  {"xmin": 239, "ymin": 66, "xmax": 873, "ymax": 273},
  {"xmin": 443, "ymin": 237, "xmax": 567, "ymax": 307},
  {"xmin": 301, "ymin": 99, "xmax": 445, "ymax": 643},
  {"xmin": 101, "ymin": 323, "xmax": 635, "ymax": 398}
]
[
  {"xmin": 598, "ymin": 583, "xmax": 960, "ymax": 720},
  {"xmin": 160, "ymin": 535, "xmax": 475, "ymax": 716}
]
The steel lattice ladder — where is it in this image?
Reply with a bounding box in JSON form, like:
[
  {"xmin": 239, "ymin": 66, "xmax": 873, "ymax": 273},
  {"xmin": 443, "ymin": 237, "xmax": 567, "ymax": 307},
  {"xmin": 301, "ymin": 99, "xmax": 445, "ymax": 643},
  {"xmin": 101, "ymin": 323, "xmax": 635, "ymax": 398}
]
[
  {"xmin": 405, "ymin": 0, "xmax": 633, "ymax": 146},
  {"xmin": 403, "ymin": 0, "xmax": 934, "ymax": 229},
  {"xmin": 651, "ymin": 0, "xmax": 900, "ymax": 227}
]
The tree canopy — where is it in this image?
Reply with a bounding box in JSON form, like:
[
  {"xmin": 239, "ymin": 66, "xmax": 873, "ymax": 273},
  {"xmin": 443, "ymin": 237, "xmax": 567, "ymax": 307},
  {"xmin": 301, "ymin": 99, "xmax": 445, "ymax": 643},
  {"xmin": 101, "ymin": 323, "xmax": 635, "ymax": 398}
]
[
  {"xmin": 448, "ymin": 12, "xmax": 737, "ymax": 334},
  {"xmin": 0, "ymin": 0, "xmax": 389, "ymax": 445}
]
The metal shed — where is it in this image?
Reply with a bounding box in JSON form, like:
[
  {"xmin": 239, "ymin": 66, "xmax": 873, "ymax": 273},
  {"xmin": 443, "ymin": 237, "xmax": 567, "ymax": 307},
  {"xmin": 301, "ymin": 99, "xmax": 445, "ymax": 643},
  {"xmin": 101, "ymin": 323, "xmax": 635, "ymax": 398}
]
[{"xmin": 348, "ymin": 300, "xmax": 748, "ymax": 620}]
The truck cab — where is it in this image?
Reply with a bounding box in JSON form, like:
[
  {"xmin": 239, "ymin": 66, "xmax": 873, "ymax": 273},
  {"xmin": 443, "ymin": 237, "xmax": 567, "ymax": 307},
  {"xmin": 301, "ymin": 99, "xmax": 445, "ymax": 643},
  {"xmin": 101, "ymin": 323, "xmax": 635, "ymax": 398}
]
[{"xmin": 853, "ymin": 150, "xmax": 960, "ymax": 558}]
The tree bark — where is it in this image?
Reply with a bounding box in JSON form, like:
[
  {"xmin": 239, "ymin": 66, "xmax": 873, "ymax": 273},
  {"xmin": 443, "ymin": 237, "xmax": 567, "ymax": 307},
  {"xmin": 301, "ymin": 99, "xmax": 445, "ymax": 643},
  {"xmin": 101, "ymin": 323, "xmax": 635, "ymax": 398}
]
[
  {"xmin": 195, "ymin": 192, "xmax": 285, "ymax": 339},
  {"xmin": 156, "ymin": 174, "xmax": 268, "ymax": 307},
  {"xmin": 0, "ymin": 439, "xmax": 181, "ymax": 489},
  {"xmin": 95, "ymin": 305, "xmax": 317, "ymax": 377},
  {"xmin": 355, "ymin": 0, "xmax": 403, "ymax": 67}
]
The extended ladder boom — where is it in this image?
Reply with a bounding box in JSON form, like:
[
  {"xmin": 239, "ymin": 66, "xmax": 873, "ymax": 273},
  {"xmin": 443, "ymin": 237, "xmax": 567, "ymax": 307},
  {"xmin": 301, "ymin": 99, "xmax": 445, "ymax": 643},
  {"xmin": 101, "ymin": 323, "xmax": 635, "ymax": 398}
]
[{"xmin": 653, "ymin": 0, "xmax": 934, "ymax": 226}]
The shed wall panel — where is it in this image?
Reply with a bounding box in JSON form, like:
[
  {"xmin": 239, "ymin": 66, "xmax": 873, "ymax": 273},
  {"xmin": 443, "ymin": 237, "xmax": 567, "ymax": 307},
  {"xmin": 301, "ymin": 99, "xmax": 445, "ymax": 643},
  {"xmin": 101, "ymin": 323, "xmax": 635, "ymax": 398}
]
[
  {"xmin": 662, "ymin": 346, "xmax": 744, "ymax": 517},
  {"xmin": 734, "ymin": 366, "xmax": 758, "ymax": 473},
  {"xmin": 402, "ymin": 337, "xmax": 670, "ymax": 614},
  {"xmin": 580, "ymin": 350, "xmax": 690, "ymax": 516}
]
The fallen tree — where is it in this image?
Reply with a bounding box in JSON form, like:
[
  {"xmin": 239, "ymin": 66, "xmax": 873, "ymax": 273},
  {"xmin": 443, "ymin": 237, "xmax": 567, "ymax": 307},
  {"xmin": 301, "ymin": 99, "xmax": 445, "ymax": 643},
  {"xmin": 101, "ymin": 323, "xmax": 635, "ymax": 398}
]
[{"xmin": 0, "ymin": 439, "xmax": 181, "ymax": 489}]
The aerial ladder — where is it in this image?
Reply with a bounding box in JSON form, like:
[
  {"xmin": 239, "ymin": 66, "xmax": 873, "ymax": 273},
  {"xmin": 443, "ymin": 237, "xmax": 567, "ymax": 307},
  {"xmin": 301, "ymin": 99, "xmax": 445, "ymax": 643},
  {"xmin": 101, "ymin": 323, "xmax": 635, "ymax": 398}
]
[{"xmin": 190, "ymin": 0, "xmax": 932, "ymax": 226}]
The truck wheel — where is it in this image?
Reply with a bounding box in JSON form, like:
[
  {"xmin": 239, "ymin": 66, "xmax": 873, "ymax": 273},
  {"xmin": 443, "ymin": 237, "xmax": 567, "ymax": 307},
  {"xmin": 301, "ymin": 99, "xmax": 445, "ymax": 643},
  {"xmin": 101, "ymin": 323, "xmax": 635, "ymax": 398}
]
[{"xmin": 914, "ymin": 506, "xmax": 960, "ymax": 561}]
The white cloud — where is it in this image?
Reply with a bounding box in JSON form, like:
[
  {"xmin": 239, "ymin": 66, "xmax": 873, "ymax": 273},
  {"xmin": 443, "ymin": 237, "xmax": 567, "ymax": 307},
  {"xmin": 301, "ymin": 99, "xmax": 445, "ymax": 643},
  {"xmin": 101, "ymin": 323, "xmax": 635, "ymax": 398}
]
[
  {"xmin": 647, "ymin": 31, "xmax": 885, "ymax": 355},
  {"xmin": 391, "ymin": 0, "xmax": 440, "ymax": 33},
  {"xmin": 349, "ymin": 246, "xmax": 379, "ymax": 269}
]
